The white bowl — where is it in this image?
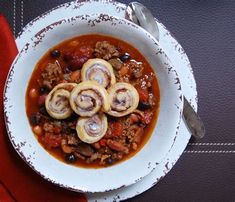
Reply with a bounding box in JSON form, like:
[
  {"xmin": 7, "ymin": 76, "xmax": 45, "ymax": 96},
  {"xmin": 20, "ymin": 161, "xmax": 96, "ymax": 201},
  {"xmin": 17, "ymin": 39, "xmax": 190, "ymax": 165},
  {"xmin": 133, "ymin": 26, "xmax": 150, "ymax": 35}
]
[{"xmin": 4, "ymin": 14, "xmax": 183, "ymax": 193}]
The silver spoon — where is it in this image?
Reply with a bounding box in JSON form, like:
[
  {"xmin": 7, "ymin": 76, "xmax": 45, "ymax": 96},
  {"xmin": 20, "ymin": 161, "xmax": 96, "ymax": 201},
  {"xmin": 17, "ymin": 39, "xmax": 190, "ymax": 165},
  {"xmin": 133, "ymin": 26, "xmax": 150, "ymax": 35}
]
[{"xmin": 125, "ymin": 2, "xmax": 205, "ymax": 139}]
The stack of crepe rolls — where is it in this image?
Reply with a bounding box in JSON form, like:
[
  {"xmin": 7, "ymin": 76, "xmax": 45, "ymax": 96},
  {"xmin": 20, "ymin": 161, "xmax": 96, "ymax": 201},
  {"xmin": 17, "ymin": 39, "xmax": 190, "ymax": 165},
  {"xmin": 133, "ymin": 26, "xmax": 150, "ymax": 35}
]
[{"xmin": 45, "ymin": 58, "xmax": 139, "ymax": 144}]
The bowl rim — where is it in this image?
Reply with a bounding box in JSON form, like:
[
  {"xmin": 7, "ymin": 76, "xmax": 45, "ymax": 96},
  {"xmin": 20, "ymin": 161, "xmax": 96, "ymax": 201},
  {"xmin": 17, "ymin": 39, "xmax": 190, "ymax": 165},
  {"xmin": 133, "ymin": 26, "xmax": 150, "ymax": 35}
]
[{"xmin": 3, "ymin": 13, "xmax": 183, "ymax": 193}]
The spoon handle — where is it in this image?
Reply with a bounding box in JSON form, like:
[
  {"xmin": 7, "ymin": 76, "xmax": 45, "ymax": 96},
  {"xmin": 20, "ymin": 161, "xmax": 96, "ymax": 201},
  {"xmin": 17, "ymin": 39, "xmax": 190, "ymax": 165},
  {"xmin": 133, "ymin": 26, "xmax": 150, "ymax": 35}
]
[{"xmin": 183, "ymin": 97, "xmax": 205, "ymax": 138}]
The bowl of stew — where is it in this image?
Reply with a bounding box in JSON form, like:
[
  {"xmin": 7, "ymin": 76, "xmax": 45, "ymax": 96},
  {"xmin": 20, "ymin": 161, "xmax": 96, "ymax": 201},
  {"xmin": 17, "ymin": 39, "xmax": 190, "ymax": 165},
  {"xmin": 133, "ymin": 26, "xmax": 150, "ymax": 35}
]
[{"xmin": 4, "ymin": 14, "xmax": 183, "ymax": 192}]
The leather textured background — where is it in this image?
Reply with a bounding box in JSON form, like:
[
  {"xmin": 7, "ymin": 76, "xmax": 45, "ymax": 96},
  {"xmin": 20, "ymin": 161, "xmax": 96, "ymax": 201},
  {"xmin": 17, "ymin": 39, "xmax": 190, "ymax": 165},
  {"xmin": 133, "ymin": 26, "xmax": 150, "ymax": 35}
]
[{"xmin": 0, "ymin": 0, "xmax": 234, "ymax": 201}]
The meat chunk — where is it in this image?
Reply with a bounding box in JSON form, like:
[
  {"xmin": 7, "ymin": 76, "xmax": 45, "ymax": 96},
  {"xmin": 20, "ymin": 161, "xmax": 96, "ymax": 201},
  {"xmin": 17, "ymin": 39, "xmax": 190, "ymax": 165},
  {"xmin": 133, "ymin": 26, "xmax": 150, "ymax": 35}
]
[
  {"xmin": 88, "ymin": 153, "xmax": 101, "ymax": 162},
  {"xmin": 128, "ymin": 60, "xmax": 144, "ymax": 78},
  {"xmin": 67, "ymin": 135, "xmax": 80, "ymax": 146},
  {"xmin": 132, "ymin": 109, "xmax": 152, "ymax": 124},
  {"xmin": 126, "ymin": 124, "xmax": 141, "ymax": 141},
  {"xmin": 133, "ymin": 127, "xmax": 144, "ymax": 144},
  {"xmin": 129, "ymin": 113, "xmax": 139, "ymax": 124},
  {"xmin": 100, "ymin": 154, "xmax": 111, "ymax": 165},
  {"xmin": 38, "ymin": 133, "xmax": 62, "ymax": 149},
  {"xmin": 41, "ymin": 61, "xmax": 63, "ymax": 89},
  {"xmin": 135, "ymin": 73, "xmax": 154, "ymax": 90},
  {"xmin": 106, "ymin": 140, "xmax": 129, "ymax": 154},
  {"xmin": 94, "ymin": 41, "xmax": 120, "ymax": 60},
  {"xmin": 108, "ymin": 58, "xmax": 123, "ymax": 70},
  {"xmin": 148, "ymin": 93, "xmax": 156, "ymax": 107},
  {"xmin": 61, "ymin": 139, "xmax": 74, "ymax": 154},
  {"xmin": 117, "ymin": 60, "xmax": 144, "ymax": 82},
  {"xmin": 43, "ymin": 122, "xmax": 54, "ymax": 133}
]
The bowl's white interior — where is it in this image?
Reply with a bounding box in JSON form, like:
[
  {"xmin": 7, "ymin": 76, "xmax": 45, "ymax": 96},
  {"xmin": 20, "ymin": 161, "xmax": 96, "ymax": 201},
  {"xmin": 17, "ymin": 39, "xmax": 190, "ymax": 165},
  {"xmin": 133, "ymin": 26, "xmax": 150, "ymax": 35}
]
[{"xmin": 4, "ymin": 15, "xmax": 182, "ymax": 193}]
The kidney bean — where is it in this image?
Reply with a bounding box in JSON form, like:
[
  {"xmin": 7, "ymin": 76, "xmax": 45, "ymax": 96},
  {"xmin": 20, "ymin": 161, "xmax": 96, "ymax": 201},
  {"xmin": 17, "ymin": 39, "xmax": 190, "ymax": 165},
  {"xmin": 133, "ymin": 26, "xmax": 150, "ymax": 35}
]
[
  {"xmin": 50, "ymin": 49, "xmax": 61, "ymax": 58},
  {"xmin": 39, "ymin": 86, "xmax": 49, "ymax": 95},
  {"xmin": 65, "ymin": 154, "xmax": 77, "ymax": 163},
  {"xmin": 138, "ymin": 101, "xmax": 151, "ymax": 110},
  {"xmin": 106, "ymin": 158, "xmax": 115, "ymax": 165},
  {"xmin": 120, "ymin": 53, "xmax": 131, "ymax": 62},
  {"xmin": 64, "ymin": 50, "xmax": 89, "ymax": 70}
]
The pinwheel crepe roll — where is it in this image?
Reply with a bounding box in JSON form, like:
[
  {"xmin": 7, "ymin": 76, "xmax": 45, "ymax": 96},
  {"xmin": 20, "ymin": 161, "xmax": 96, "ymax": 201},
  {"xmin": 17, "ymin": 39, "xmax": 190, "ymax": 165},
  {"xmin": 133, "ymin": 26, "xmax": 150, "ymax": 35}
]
[
  {"xmin": 45, "ymin": 83, "xmax": 77, "ymax": 119},
  {"xmin": 76, "ymin": 113, "xmax": 108, "ymax": 144},
  {"xmin": 107, "ymin": 82, "xmax": 139, "ymax": 117},
  {"xmin": 70, "ymin": 81, "xmax": 110, "ymax": 117},
  {"xmin": 81, "ymin": 58, "xmax": 116, "ymax": 89}
]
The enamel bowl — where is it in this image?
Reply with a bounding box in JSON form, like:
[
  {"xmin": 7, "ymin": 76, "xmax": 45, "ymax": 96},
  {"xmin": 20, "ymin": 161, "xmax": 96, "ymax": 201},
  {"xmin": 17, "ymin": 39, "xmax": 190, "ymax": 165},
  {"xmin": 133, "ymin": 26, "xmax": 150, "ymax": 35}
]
[{"xmin": 4, "ymin": 14, "xmax": 183, "ymax": 193}]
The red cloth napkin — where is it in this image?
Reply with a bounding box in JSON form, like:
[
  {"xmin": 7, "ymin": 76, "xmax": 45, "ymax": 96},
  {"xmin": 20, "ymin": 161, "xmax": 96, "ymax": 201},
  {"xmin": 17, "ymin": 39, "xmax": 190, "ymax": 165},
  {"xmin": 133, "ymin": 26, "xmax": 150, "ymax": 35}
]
[{"xmin": 0, "ymin": 14, "xmax": 86, "ymax": 202}]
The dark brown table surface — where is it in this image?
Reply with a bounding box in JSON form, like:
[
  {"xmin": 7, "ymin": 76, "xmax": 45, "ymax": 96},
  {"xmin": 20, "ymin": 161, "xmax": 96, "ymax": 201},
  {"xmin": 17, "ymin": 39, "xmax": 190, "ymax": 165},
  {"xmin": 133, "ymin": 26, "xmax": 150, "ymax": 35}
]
[{"xmin": 0, "ymin": 0, "xmax": 234, "ymax": 201}]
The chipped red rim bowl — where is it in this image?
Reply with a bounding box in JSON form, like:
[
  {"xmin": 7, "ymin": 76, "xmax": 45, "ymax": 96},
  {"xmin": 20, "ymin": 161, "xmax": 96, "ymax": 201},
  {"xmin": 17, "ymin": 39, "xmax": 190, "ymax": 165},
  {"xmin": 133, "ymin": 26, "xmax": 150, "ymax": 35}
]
[{"xmin": 3, "ymin": 14, "xmax": 183, "ymax": 193}]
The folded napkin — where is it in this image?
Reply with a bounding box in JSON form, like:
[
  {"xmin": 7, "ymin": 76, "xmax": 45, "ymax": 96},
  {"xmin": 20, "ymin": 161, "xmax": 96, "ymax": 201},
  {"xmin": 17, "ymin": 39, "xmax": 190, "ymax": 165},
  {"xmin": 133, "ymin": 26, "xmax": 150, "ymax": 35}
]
[{"xmin": 0, "ymin": 14, "xmax": 86, "ymax": 202}]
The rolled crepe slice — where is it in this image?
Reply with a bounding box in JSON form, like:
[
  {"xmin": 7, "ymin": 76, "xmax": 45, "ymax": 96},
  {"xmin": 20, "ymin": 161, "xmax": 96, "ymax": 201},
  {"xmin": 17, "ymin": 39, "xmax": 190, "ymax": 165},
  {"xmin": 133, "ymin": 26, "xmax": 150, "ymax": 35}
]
[
  {"xmin": 45, "ymin": 83, "xmax": 77, "ymax": 119},
  {"xmin": 107, "ymin": 82, "xmax": 139, "ymax": 117},
  {"xmin": 70, "ymin": 81, "xmax": 110, "ymax": 117},
  {"xmin": 81, "ymin": 58, "xmax": 116, "ymax": 89},
  {"xmin": 76, "ymin": 113, "xmax": 108, "ymax": 144}
]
